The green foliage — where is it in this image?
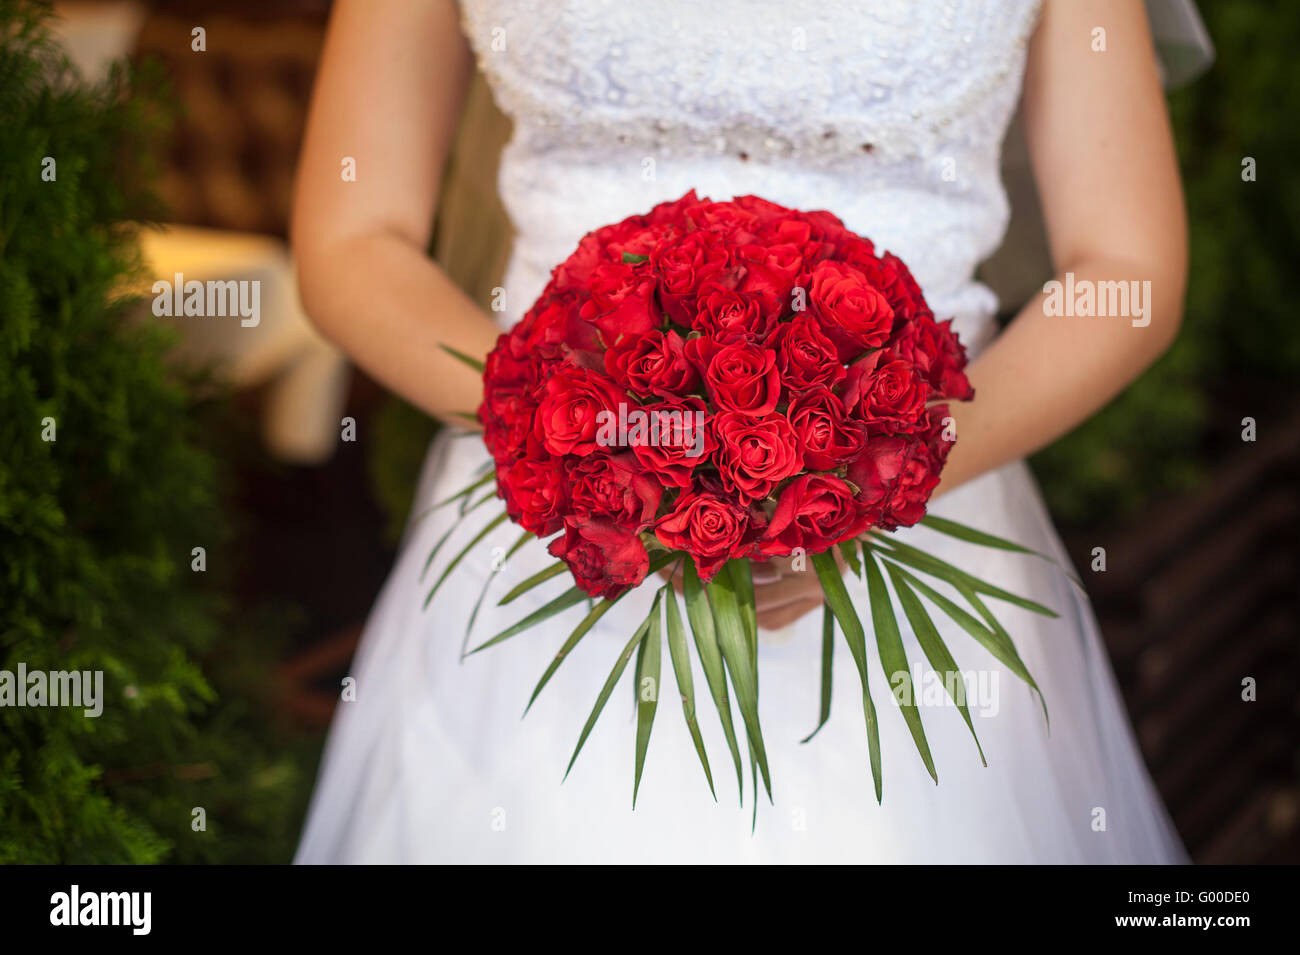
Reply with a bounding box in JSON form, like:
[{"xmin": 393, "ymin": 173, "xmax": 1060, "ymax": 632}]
[
  {"xmin": 0, "ymin": 1, "xmax": 308, "ymax": 863},
  {"xmin": 1033, "ymin": 2, "xmax": 1300, "ymax": 524},
  {"xmin": 367, "ymin": 397, "xmax": 440, "ymax": 544}
]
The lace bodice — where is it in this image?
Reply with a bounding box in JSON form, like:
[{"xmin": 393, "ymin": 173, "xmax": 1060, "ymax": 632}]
[{"xmin": 457, "ymin": 0, "xmax": 1043, "ymax": 353}]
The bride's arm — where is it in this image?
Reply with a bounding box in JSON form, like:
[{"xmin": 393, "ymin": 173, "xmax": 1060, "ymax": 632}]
[
  {"xmin": 936, "ymin": 0, "xmax": 1188, "ymax": 494},
  {"xmin": 291, "ymin": 0, "xmax": 500, "ymax": 425}
]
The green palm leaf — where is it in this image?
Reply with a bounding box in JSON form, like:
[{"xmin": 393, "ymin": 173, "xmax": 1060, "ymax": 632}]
[
  {"xmin": 746, "ymin": 736, "xmax": 760, "ymax": 832},
  {"xmin": 839, "ymin": 538, "xmax": 863, "ymax": 576},
  {"xmin": 423, "ymin": 511, "xmax": 508, "ymax": 607},
  {"xmin": 497, "ymin": 559, "xmax": 568, "ymax": 606},
  {"xmin": 522, "ymin": 595, "xmax": 621, "ymax": 710},
  {"xmin": 461, "ymin": 530, "xmax": 533, "ymax": 658},
  {"xmin": 920, "ymin": 514, "xmax": 1083, "ymax": 588},
  {"xmin": 919, "ymin": 514, "xmax": 1037, "ymax": 554},
  {"xmin": 683, "ymin": 558, "xmax": 745, "ymax": 801},
  {"xmin": 887, "ymin": 564, "xmax": 986, "ymax": 766},
  {"xmin": 724, "ymin": 558, "xmax": 762, "ymax": 820},
  {"xmin": 882, "ymin": 560, "xmax": 1046, "ymax": 722},
  {"xmin": 633, "ymin": 592, "xmax": 664, "ymax": 807},
  {"xmin": 812, "ymin": 549, "xmax": 882, "ymax": 803},
  {"xmin": 438, "ymin": 343, "xmax": 485, "ymax": 373},
  {"xmin": 956, "ymin": 580, "xmax": 1050, "ymax": 728},
  {"xmin": 801, "ymin": 605, "xmax": 835, "ymax": 743},
  {"xmin": 475, "ymin": 552, "xmax": 674, "ymax": 656},
  {"xmin": 564, "ymin": 610, "xmax": 653, "ymax": 780},
  {"xmin": 708, "ymin": 568, "xmax": 772, "ymax": 802},
  {"xmin": 475, "ymin": 585, "xmax": 588, "ymax": 651},
  {"xmin": 663, "ymin": 578, "xmax": 715, "ymax": 798},
  {"xmin": 420, "ymin": 486, "xmax": 497, "ymax": 580},
  {"xmin": 864, "ymin": 552, "xmax": 937, "ymax": 783},
  {"xmin": 726, "ymin": 558, "xmax": 758, "ymax": 655},
  {"xmin": 870, "ymin": 534, "xmax": 1058, "ymax": 618},
  {"xmin": 414, "ymin": 471, "xmax": 494, "ymax": 524}
]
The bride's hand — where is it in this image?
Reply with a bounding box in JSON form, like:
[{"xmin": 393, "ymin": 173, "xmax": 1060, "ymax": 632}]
[
  {"xmin": 656, "ymin": 548, "xmax": 846, "ymax": 631},
  {"xmin": 750, "ymin": 549, "xmax": 845, "ymax": 630}
]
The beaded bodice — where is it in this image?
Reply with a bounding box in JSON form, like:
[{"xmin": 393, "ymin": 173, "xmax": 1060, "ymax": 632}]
[{"xmin": 457, "ymin": 0, "xmax": 1042, "ymax": 352}]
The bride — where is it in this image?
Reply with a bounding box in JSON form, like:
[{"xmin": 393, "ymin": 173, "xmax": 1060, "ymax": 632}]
[{"xmin": 291, "ymin": 0, "xmax": 1188, "ymax": 863}]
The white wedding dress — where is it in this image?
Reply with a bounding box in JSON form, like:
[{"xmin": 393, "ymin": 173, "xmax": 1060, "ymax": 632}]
[{"xmin": 295, "ymin": 0, "xmax": 1187, "ymax": 863}]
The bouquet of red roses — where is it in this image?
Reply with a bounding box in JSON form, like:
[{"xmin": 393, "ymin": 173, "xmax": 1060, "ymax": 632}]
[{"xmin": 430, "ymin": 191, "xmax": 1058, "ymax": 811}]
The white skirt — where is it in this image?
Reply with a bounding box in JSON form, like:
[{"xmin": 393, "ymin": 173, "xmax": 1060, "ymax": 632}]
[{"xmin": 294, "ymin": 430, "xmax": 1187, "ymax": 863}]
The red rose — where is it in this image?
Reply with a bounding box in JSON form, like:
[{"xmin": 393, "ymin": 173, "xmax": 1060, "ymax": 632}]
[
  {"xmin": 592, "ymin": 215, "xmax": 651, "ymax": 255},
  {"xmin": 931, "ymin": 322, "xmax": 973, "ymax": 401},
  {"xmin": 628, "ymin": 396, "xmax": 715, "ymax": 488},
  {"xmin": 654, "ymin": 488, "xmax": 752, "ymax": 580},
  {"xmin": 552, "ymin": 233, "xmax": 603, "ymax": 290},
  {"xmin": 761, "ymin": 218, "xmax": 814, "ymax": 246},
  {"xmin": 579, "ymin": 261, "xmax": 658, "ymax": 344},
  {"xmin": 481, "ymin": 335, "xmax": 545, "ymax": 461},
  {"xmin": 498, "ymin": 453, "xmax": 567, "ymax": 536},
  {"xmin": 923, "ymin": 403, "xmax": 957, "ymax": 471},
  {"xmin": 687, "ymin": 337, "xmax": 781, "ymax": 416},
  {"xmin": 838, "ymin": 237, "xmax": 879, "ymax": 269},
  {"xmin": 842, "ymin": 351, "xmax": 930, "ymax": 432},
  {"xmin": 786, "ymin": 386, "xmax": 868, "ymax": 470},
  {"xmin": 735, "ymin": 241, "xmax": 804, "ymax": 321},
  {"xmin": 485, "ymin": 330, "xmax": 533, "ymax": 382},
  {"xmin": 861, "ymin": 251, "xmax": 929, "ymax": 323},
  {"xmin": 645, "ymin": 189, "xmax": 705, "ymax": 226},
  {"xmin": 651, "ymin": 229, "xmax": 730, "ymax": 326},
  {"xmin": 808, "ymin": 260, "xmax": 895, "ymax": 360},
  {"xmin": 713, "ymin": 410, "xmax": 803, "ymax": 501},
  {"xmin": 732, "ymin": 195, "xmax": 794, "ymax": 224},
  {"xmin": 770, "ymin": 313, "xmax": 846, "ymax": 391},
  {"xmin": 609, "ymin": 223, "xmax": 672, "ymax": 261},
  {"xmin": 846, "ymin": 434, "xmax": 940, "ymax": 531},
  {"xmin": 687, "ymin": 200, "xmax": 760, "ymax": 240},
  {"xmin": 757, "ymin": 474, "xmax": 870, "ymax": 556},
  {"xmin": 482, "ymin": 399, "xmax": 531, "ymax": 462},
  {"xmin": 514, "ymin": 292, "xmax": 602, "ymax": 360},
  {"xmin": 802, "ymin": 208, "xmax": 853, "ymax": 245},
  {"xmin": 548, "ymin": 517, "xmax": 650, "ymax": 599},
  {"xmin": 569, "ymin": 453, "xmax": 662, "ymax": 530},
  {"xmin": 692, "ymin": 284, "xmax": 776, "ymax": 343},
  {"xmin": 889, "ymin": 316, "xmax": 973, "ymax": 401},
  {"xmin": 482, "ymin": 408, "xmax": 529, "ymax": 463},
  {"xmin": 534, "ymin": 366, "xmax": 626, "ymax": 456},
  {"xmin": 604, "ymin": 328, "xmax": 699, "ymax": 398}
]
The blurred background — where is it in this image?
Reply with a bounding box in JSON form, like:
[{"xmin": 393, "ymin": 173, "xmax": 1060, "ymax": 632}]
[{"xmin": 1, "ymin": 0, "xmax": 1295, "ymax": 863}]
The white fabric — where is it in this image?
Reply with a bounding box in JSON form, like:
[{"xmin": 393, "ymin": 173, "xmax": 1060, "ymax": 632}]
[{"xmin": 295, "ymin": 0, "xmax": 1186, "ymax": 863}]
